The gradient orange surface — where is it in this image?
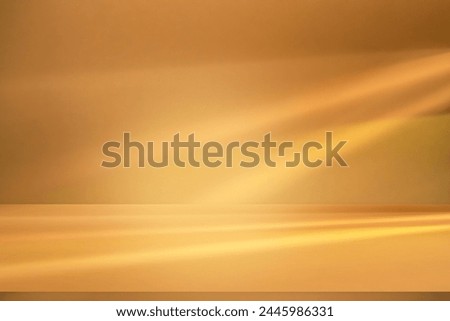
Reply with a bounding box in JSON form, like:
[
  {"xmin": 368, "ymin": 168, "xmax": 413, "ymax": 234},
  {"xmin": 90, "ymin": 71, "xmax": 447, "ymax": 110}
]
[
  {"xmin": 0, "ymin": 1, "xmax": 449, "ymax": 297},
  {"xmin": 0, "ymin": 205, "xmax": 449, "ymax": 293}
]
